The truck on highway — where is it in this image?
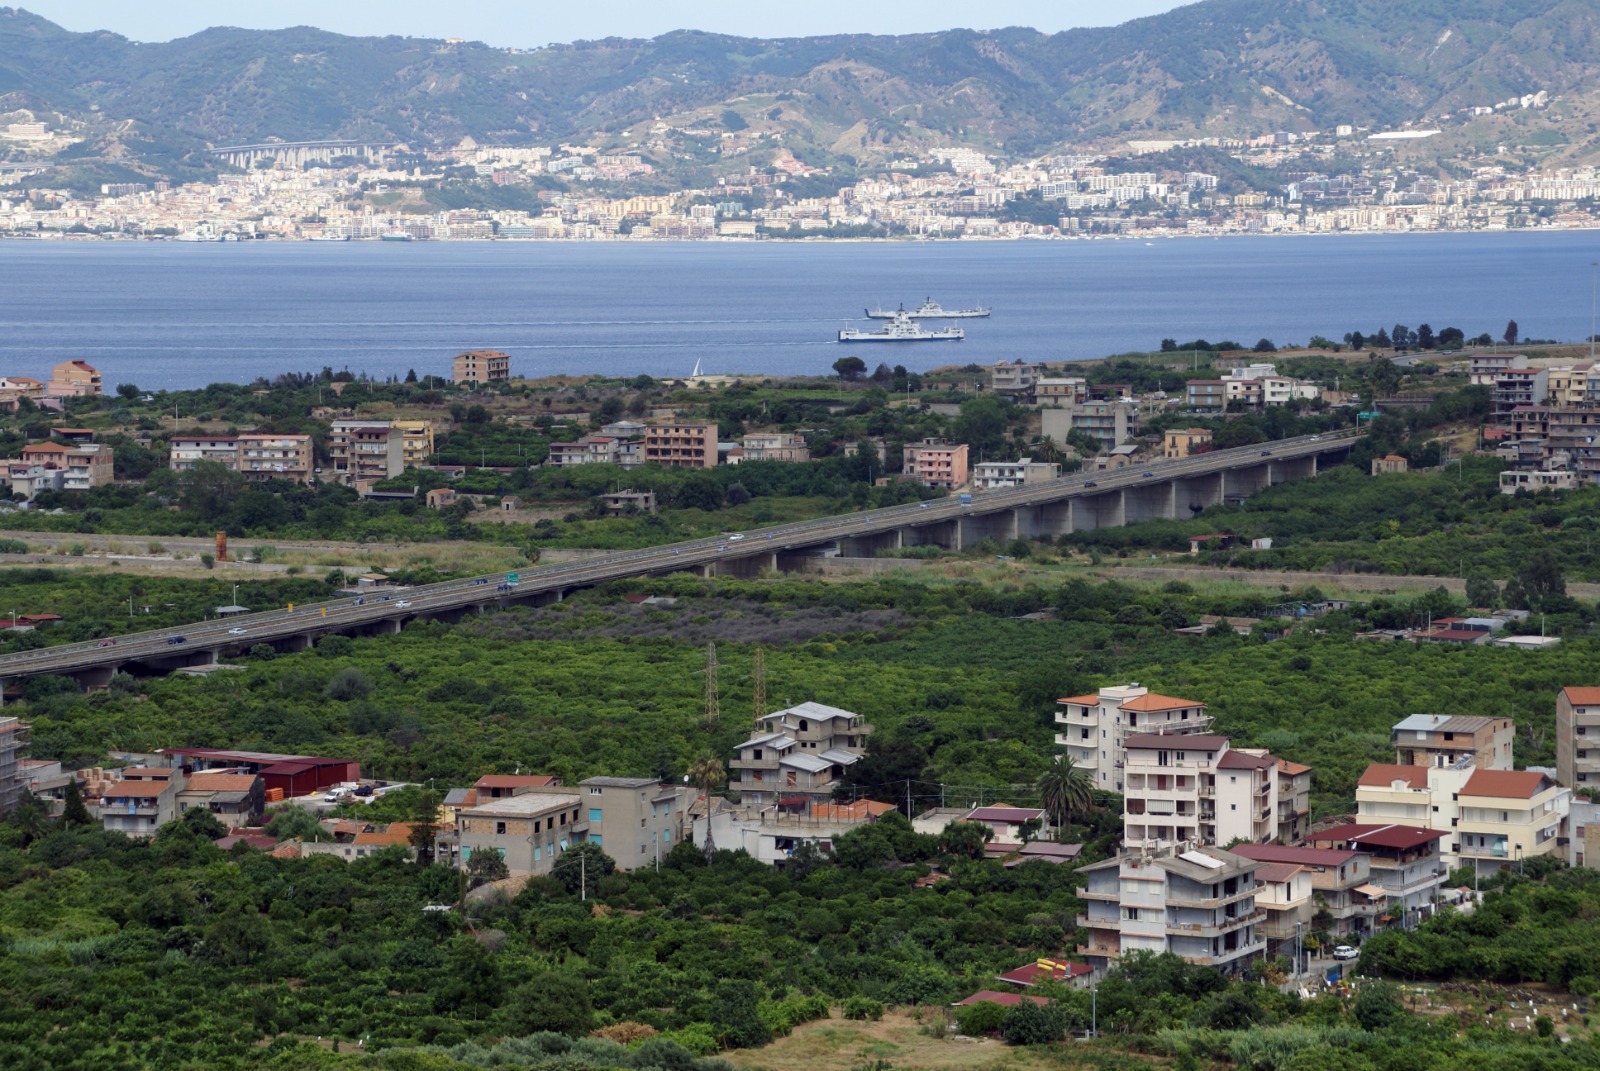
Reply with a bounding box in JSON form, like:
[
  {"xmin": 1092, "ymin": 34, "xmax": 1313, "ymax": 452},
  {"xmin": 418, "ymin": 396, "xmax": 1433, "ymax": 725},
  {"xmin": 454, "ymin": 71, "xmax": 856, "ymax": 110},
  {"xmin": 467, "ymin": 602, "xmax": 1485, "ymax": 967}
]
[{"xmin": 958, "ymin": 493, "xmax": 973, "ymax": 506}]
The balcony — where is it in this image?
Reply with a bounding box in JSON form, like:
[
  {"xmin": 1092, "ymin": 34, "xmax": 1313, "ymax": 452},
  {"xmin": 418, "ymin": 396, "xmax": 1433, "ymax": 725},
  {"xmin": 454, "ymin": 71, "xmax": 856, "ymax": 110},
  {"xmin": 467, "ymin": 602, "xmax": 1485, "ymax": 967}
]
[
  {"xmin": 1165, "ymin": 886, "xmax": 1256, "ymax": 910},
  {"xmin": 1078, "ymin": 889, "xmax": 1121, "ymax": 903},
  {"xmin": 1165, "ymin": 908, "xmax": 1265, "ymax": 935}
]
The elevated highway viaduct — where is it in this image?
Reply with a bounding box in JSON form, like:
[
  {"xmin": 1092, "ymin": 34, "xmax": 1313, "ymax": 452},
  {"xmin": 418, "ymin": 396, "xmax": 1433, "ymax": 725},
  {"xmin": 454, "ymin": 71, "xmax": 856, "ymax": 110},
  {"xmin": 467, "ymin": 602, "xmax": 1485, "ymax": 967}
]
[{"xmin": 0, "ymin": 430, "xmax": 1358, "ymax": 695}]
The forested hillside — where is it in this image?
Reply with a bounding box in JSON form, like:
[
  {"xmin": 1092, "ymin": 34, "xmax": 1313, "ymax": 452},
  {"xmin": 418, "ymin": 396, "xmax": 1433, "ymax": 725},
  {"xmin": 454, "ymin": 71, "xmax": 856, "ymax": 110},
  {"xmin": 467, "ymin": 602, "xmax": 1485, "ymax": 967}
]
[{"xmin": 1, "ymin": 0, "xmax": 1593, "ymax": 165}]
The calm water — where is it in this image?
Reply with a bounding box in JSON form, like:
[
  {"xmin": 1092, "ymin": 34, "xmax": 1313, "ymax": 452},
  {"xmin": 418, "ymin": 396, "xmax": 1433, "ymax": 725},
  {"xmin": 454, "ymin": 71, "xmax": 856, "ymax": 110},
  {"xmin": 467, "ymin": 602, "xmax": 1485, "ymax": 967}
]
[{"xmin": 1, "ymin": 232, "xmax": 1597, "ymax": 390}]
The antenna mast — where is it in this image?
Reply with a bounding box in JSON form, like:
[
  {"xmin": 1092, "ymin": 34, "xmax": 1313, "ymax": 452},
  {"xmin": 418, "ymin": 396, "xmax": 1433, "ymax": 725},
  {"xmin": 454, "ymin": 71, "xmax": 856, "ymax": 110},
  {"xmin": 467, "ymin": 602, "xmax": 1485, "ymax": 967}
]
[
  {"xmin": 752, "ymin": 645, "xmax": 767, "ymax": 726},
  {"xmin": 703, "ymin": 642, "xmax": 719, "ymax": 726}
]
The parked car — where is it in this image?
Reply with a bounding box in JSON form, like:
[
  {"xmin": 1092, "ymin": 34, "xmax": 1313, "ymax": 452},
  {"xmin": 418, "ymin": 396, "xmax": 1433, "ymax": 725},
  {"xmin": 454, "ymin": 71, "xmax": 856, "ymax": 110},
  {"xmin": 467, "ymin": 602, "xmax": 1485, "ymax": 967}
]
[{"xmin": 1333, "ymin": 945, "xmax": 1359, "ymax": 961}]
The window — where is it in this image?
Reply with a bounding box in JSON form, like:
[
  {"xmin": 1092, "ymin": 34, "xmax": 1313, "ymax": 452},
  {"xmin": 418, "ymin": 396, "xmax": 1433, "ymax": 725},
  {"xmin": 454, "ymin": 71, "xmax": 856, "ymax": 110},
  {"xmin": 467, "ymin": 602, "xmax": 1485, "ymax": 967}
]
[
  {"xmin": 1124, "ymin": 908, "xmax": 1141, "ymax": 921},
  {"xmin": 495, "ymin": 821, "xmax": 507, "ymax": 835},
  {"xmin": 588, "ymin": 786, "xmax": 602, "ymax": 795},
  {"xmin": 590, "ymin": 835, "xmax": 603, "ymax": 846},
  {"xmin": 640, "ymin": 818, "xmax": 646, "ymax": 827},
  {"xmin": 1230, "ymin": 804, "xmax": 1237, "ymax": 811},
  {"xmin": 560, "ymin": 813, "xmax": 567, "ymax": 826},
  {"xmin": 534, "ymin": 846, "xmax": 542, "ymax": 861},
  {"xmin": 589, "ymin": 808, "xmax": 603, "ymax": 823},
  {"xmin": 534, "ymin": 820, "xmax": 541, "ymax": 833},
  {"xmin": 753, "ymin": 748, "xmax": 763, "ymax": 760}
]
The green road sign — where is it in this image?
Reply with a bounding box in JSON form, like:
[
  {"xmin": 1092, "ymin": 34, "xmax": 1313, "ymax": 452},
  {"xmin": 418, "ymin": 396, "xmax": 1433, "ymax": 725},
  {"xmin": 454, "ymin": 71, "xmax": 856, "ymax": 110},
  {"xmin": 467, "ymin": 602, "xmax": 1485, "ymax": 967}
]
[{"xmin": 506, "ymin": 572, "xmax": 520, "ymax": 586}]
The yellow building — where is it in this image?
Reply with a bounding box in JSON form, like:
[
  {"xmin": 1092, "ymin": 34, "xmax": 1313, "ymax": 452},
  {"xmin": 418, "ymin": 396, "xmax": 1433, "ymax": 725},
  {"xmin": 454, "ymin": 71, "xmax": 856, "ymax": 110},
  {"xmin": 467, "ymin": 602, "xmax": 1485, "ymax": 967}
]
[{"xmin": 392, "ymin": 420, "xmax": 435, "ymax": 468}]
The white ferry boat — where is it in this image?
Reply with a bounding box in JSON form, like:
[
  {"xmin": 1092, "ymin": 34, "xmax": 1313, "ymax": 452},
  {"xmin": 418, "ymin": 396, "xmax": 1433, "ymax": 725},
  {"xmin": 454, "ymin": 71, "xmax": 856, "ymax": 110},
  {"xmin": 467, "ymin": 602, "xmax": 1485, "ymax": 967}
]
[
  {"xmin": 838, "ymin": 311, "xmax": 964, "ymax": 343},
  {"xmin": 865, "ymin": 298, "xmax": 990, "ymax": 319}
]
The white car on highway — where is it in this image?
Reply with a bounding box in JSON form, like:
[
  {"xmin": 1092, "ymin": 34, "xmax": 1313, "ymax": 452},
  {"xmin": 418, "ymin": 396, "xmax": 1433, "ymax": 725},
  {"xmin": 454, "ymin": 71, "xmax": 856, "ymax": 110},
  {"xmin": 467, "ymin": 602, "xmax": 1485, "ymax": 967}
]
[{"xmin": 227, "ymin": 627, "xmax": 247, "ymax": 635}]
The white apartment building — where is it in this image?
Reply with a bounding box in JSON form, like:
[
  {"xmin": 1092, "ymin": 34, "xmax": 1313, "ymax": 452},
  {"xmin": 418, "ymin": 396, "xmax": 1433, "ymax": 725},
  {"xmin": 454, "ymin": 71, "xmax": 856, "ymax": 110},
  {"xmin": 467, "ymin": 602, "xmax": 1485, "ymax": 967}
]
[
  {"xmin": 1122, "ymin": 733, "xmax": 1280, "ymax": 852},
  {"xmin": 1055, "ymin": 685, "xmax": 1214, "ymax": 792},
  {"xmin": 1078, "ymin": 846, "xmax": 1265, "ymax": 977},
  {"xmin": 971, "ymin": 457, "xmax": 1060, "ymax": 489},
  {"xmin": 730, "ymin": 702, "xmax": 874, "ymax": 804}
]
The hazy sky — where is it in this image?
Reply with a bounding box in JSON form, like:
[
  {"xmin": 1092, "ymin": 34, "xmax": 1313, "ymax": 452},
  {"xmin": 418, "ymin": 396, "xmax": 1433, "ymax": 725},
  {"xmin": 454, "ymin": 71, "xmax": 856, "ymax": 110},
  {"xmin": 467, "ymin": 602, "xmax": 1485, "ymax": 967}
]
[{"xmin": 20, "ymin": 1, "xmax": 1193, "ymax": 47}]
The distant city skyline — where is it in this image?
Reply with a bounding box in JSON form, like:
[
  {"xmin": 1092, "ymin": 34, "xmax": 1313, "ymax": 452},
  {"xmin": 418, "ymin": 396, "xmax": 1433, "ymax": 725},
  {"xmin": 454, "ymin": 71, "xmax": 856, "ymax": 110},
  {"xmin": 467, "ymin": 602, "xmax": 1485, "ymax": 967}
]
[{"xmin": 18, "ymin": 1, "xmax": 1193, "ymax": 47}]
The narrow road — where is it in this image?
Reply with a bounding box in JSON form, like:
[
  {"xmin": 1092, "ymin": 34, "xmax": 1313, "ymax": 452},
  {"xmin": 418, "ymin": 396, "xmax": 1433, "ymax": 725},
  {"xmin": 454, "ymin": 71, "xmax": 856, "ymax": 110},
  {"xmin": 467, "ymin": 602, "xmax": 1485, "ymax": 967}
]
[{"xmin": 1099, "ymin": 565, "xmax": 1600, "ymax": 600}]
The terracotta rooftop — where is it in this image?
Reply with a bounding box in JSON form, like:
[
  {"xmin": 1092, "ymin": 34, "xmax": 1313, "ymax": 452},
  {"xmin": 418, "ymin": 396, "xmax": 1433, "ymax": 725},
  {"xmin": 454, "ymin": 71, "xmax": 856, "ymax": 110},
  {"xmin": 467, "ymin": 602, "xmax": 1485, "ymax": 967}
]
[
  {"xmin": 102, "ymin": 781, "xmax": 170, "ymax": 798},
  {"xmin": 1357, "ymin": 764, "xmax": 1429, "ymax": 790},
  {"xmin": 1057, "ymin": 693, "xmax": 1101, "ymax": 706},
  {"xmin": 1231, "ymin": 843, "xmax": 1362, "ymax": 868},
  {"xmin": 1310, "ymin": 823, "xmax": 1446, "ymax": 850},
  {"xmin": 1120, "ymin": 692, "xmax": 1203, "ymax": 712},
  {"xmin": 1561, "ymin": 687, "xmax": 1600, "ymax": 706},
  {"xmin": 1460, "ymin": 770, "xmax": 1553, "ymax": 800},
  {"xmin": 1253, "ymin": 862, "xmax": 1305, "ymax": 884},
  {"xmin": 184, "ymin": 773, "xmax": 259, "ymax": 793},
  {"xmin": 474, "ymin": 774, "xmax": 562, "ymax": 789},
  {"xmin": 955, "ymin": 990, "xmax": 1050, "ymax": 1007}
]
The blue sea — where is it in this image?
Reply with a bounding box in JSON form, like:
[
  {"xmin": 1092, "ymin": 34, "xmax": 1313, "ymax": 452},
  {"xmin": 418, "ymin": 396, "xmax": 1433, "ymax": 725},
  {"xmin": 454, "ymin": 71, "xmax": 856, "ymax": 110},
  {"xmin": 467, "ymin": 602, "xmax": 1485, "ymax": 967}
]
[{"xmin": 1, "ymin": 232, "xmax": 1597, "ymax": 390}]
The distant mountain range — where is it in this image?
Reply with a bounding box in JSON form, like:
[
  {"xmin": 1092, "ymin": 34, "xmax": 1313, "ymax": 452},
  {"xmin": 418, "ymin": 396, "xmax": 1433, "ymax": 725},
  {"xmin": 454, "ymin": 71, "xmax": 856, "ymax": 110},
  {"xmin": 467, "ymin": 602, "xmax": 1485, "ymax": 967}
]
[{"xmin": 1, "ymin": 0, "xmax": 1596, "ymax": 182}]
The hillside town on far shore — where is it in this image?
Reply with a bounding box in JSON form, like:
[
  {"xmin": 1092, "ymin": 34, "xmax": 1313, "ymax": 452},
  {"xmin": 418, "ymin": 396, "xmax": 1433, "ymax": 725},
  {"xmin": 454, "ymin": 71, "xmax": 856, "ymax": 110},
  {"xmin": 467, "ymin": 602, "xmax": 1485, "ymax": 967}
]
[{"xmin": 6, "ymin": 98, "xmax": 1600, "ymax": 242}]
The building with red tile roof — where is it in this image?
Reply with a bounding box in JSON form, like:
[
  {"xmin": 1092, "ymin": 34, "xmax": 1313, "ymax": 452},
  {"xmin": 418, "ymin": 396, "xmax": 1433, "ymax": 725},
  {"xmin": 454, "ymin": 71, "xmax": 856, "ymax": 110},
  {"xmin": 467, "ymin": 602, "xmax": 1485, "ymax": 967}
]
[
  {"xmin": 1055, "ymin": 684, "xmax": 1213, "ymax": 793},
  {"xmin": 1557, "ymin": 687, "xmax": 1600, "ymax": 790}
]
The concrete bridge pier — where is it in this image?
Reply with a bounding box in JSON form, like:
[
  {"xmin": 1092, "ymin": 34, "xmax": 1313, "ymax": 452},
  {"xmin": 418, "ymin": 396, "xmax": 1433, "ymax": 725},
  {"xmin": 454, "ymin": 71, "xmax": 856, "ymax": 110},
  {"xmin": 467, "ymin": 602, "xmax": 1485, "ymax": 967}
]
[
  {"xmin": 1014, "ymin": 501, "xmax": 1074, "ymax": 540},
  {"xmin": 1223, "ymin": 465, "xmax": 1271, "ymax": 502},
  {"xmin": 838, "ymin": 529, "xmax": 903, "ymax": 558},
  {"xmin": 1270, "ymin": 455, "xmax": 1317, "ymax": 484},
  {"xmin": 902, "ymin": 520, "xmax": 961, "ymax": 552},
  {"xmin": 75, "ymin": 664, "xmax": 118, "ymax": 692},
  {"xmin": 1123, "ymin": 480, "xmax": 1177, "ymax": 523},
  {"xmin": 1175, "ymin": 473, "xmax": 1225, "ymax": 516},
  {"xmin": 959, "ymin": 509, "xmax": 1018, "ymax": 548},
  {"xmin": 282, "ymin": 634, "xmax": 314, "ymax": 653},
  {"xmin": 1069, "ymin": 490, "xmax": 1125, "ymax": 531},
  {"xmin": 713, "ymin": 551, "xmax": 777, "ymax": 578}
]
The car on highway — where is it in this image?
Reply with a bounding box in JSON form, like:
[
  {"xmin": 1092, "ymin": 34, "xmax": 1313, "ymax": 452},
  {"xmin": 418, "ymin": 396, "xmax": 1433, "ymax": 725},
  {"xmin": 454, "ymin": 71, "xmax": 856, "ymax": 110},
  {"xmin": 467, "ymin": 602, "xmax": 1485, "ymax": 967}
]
[
  {"xmin": 166, "ymin": 636, "xmax": 186, "ymax": 645},
  {"xmin": 396, "ymin": 600, "xmax": 413, "ymax": 608},
  {"xmin": 1260, "ymin": 450, "xmax": 1273, "ymax": 456},
  {"xmin": 96, "ymin": 638, "xmax": 116, "ymax": 648},
  {"xmin": 1083, "ymin": 481, "xmax": 1097, "ymax": 488},
  {"xmin": 918, "ymin": 502, "xmax": 931, "ymax": 509},
  {"xmin": 728, "ymin": 533, "xmax": 745, "ymax": 541},
  {"xmin": 1310, "ymin": 436, "xmax": 1322, "ymax": 441},
  {"xmin": 1141, "ymin": 471, "xmax": 1154, "ymax": 477},
  {"xmin": 227, "ymin": 627, "xmax": 247, "ymax": 636},
  {"xmin": 1332, "ymin": 945, "xmax": 1359, "ymax": 961}
]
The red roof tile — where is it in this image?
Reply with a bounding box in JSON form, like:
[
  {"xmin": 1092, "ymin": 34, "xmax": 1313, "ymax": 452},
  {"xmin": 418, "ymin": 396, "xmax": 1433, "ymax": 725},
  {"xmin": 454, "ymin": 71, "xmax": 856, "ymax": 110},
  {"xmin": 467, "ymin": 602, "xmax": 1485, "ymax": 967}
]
[
  {"xmin": 1358, "ymin": 764, "xmax": 1428, "ymax": 790},
  {"xmin": 1121, "ymin": 693, "xmax": 1203, "ymax": 712},
  {"xmin": 955, "ymin": 991, "xmax": 1050, "ymax": 1007},
  {"xmin": 1460, "ymin": 770, "xmax": 1552, "ymax": 800},
  {"xmin": 1231, "ymin": 843, "xmax": 1361, "ymax": 867},
  {"xmin": 1562, "ymin": 687, "xmax": 1600, "ymax": 706}
]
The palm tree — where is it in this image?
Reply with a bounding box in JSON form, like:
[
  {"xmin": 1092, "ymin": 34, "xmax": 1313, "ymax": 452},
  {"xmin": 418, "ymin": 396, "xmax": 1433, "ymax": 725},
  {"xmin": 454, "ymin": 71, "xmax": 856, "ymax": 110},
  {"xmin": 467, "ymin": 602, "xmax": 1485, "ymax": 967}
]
[
  {"xmin": 1037, "ymin": 757, "xmax": 1093, "ymax": 835},
  {"xmin": 686, "ymin": 754, "xmax": 726, "ymax": 863}
]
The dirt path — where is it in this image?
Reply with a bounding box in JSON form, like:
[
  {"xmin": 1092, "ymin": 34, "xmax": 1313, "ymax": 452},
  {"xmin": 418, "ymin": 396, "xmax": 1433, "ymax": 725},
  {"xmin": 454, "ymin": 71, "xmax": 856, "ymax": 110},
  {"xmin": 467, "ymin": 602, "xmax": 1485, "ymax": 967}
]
[{"xmin": 1098, "ymin": 564, "xmax": 1600, "ymax": 600}]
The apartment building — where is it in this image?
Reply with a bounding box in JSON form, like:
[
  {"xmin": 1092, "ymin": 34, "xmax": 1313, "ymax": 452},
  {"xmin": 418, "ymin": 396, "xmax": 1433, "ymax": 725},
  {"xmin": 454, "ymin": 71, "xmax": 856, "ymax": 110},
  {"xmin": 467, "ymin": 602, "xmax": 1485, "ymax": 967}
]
[
  {"xmin": 1455, "ymin": 769, "xmax": 1569, "ymax": 879},
  {"xmin": 329, "ymin": 420, "xmax": 404, "ymax": 485},
  {"xmin": 1391, "ymin": 714, "xmax": 1514, "ymax": 770},
  {"xmin": 1185, "ymin": 380, "xmax": 1226, "ymax": 413},
  {"xmin": 170, "ymin": 434, "xmax": 239, "ymax": 472},
  {"xmin": 1308, "ymin": 823, "xmax": 1446, "ymax": 926},
  {"xmin": 1262, "ymin": 755, "xmax": 1312, "ymax": 843},
  {"xmin": 740, "ymin": 432, "xmax": 811, "ymax": 463},
  {"xmin": 1032, "ymin": 377, "xmax": 1088, "ymax": 407},
  {"xmin": 1055, "ymin": 685, "xmax": 1214, "ymax": 792},
  {"xmin": 1250, "ymin": 861, "xmax": 1313, "ymax": 959},
  {"xmin": 0, "ymin": 376, "xmax": 46, "ymax": 410},
  {"xmin": 1370, "ymin": 455, "xmax": 1409, "ymax": 475},
  {"xmin": 1121, "ymin": 733, "xmax": 1280, "ymax": 852},
  {"xmin": 456, "ymin": 791, "xmax": 587, "ymax": 876},
  {"xmin": 1163, "ymin": 428, "xmax": 1213, "ymax": 459},
  {"xmin": 578, "ymin": 777, "xmax": 697, "ymax": 869},
  {"xmin": 0, "ymin": 716, "xmax": 27, "ymax": 815},
  {"xmin": 547, "ymin": 435, "xmax": 620, "ymax": 467},
  {"xmin": 971, "ymin": 457, "xmax": 1060, "ymax": 489},
  {"xmin": 1557, "ymin": 686, "xmax": 1600, "ymax": 789},
  {"xmin": 176, "ymin": 772, "xmax": 265, "ymax": 827},
  {"xmin": 1470, "ymin": 352, "xmax": 1518, "ymax": 385},
  {"xmin": 452, "ymin": 349, "xmax": 511, "ymax": 384},
  {"xmin": 16, "ymin": 441, "xmax": 113, "ymax": 491},
  {"xmin": 1231, "ymin": 844, "xmax": 1386, "ymax": 938},
  {"xmin": 990, "ymin": 360, "xmax": 1047, "ymax": 396},
  {"xmin": 47, "ymin": 359, "xmax": 101, "ymax": 397},
  {"xmin": 1040, "ymin": 400, "xmax": 1135, "ymax": 451},
  {"xmin": 391, "ymin": 420, "xmax": 435, "ymax": 468},
  {"xmin": 643, "ymin": 420, "xmax": 718, "ymax": 469},
  {"xmin": 236, "ymin": 434, "xmax": 314, "ymax": 483},
  {"xmin": 731, "ymin": 701, "xmax": 874, "ymax": 804},
  {"xmin": 1077, "ymin": 847, "xmax": 1265, "ymax": 977},
  {"xmin": 901, "ymin": 438, "xmax": 969, "ymax": 489},
  {"xmin": 100, "ymin": 778, "xmax": 181, "ymax": 837},
  {"xmin": 1491, "ymin": 368, "xmax": 1549, "ymax": 424}
]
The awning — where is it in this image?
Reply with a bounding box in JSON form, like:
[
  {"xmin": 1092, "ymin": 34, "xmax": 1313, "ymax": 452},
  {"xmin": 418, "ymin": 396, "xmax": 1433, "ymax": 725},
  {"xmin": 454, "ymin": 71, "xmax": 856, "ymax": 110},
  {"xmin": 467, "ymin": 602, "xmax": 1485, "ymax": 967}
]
[{"xmin": 1354, "ymin": 883, "xmax": 1386, "ymax": 899}]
